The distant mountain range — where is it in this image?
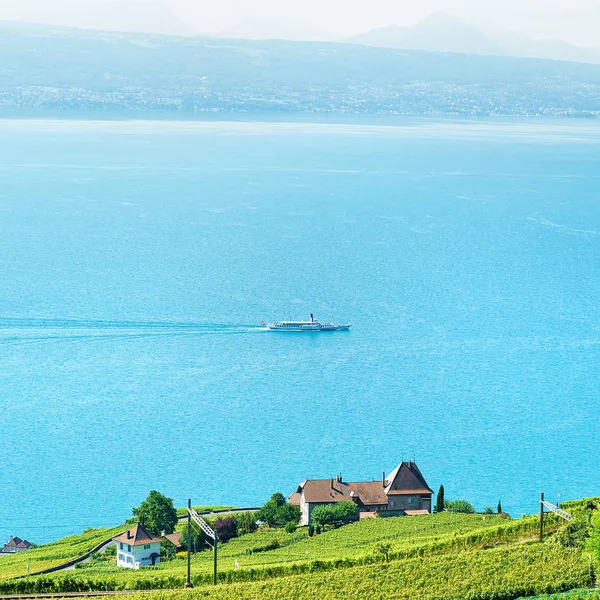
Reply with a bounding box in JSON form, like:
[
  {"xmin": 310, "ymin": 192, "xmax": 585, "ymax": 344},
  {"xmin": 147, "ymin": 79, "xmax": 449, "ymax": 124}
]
[
  {"xmin": 1, "ymin": 21, "xmax": 600, "ymax": 118},
  {"xmin": 3, "ymin": 7, "xmax": 600, "ymax": 65},
  {"xmin": 344, "ymin": 12, "xmax": 600, "ymax": 65}
]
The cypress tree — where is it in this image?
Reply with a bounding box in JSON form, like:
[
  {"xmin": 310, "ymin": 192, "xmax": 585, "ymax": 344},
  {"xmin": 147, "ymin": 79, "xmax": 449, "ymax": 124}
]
[
  {"xmin": 497, "ymin": 500, "xmax": 502, "ymax": 514},
  {"xmin": 435, "ymin": 485, "xmax": 445, "ymax": 513}
]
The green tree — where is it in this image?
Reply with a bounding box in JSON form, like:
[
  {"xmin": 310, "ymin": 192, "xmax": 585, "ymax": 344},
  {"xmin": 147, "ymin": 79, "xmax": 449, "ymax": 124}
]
[
  {"xmin": 132, "ymin": 490, "xmax": 178, "ymax": 535},
  {"xmin": 498, "ymin": 500, "xmax": 503, "ymax": 514},
  {"xmin": 310, "ymin": 501, "xmax": 359, "ymax": 529},
  {"xmin": 270, "ymin": 492, "xmax": 286, "ymax": 506},
  {"xmin": 484, "ymin": 507, "xmax": 494, "ymax": 514},
  {"xmin": 258, "ymin": 492, "xmax": 301, "ymax": 528},
  {"xmin": 445, "ymin": 499, "xmax": 475, "ymax": 514},
  {"xmin": 435, "ymin": 485, "xmax": 445, "ymax": 513},
  {"xmin": 235, "ymin": 511, "xmax": 258, "ymax": 535}
]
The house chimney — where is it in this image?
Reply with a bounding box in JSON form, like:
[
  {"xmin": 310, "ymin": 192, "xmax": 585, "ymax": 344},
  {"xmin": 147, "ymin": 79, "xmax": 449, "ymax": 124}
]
[
  {"xmin": 382, "ymin": 471, "xmax": 386, "ymax": 486},
  {"xmin": 127, "ymin": 530, "xmax": 132, "ymax": 539},
  {"xmin": 330, "ymin": 478, "xmax": 334, "ymax": 489}
]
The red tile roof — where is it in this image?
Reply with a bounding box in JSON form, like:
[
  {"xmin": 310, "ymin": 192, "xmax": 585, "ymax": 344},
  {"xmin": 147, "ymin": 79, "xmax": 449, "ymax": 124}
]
[
  {"xmin": 347, "ymin": 481, "xmax": 388, "ymax": 506},
  {"xmin": 113, "ymin": 523, "xmax": 163, "ymax": 547},
  {"xmin": 298, "ymin": 479, "xmax": 353, "ymax": 504},
  {"xmin": 162, "ymin": 532, "xmax": 183, "ymax": 548}
]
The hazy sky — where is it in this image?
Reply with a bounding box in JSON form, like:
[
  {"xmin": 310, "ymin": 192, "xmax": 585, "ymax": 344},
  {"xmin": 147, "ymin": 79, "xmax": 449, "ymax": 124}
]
[{"xmin": 1, "ymin": 0, "xmax": 599, "ymax": 44}]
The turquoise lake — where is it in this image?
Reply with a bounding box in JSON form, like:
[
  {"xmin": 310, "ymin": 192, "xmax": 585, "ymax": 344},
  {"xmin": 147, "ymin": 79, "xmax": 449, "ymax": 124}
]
[{"xmin": 0, "ymin": 117, "xmax": 599, "ymax": 545}]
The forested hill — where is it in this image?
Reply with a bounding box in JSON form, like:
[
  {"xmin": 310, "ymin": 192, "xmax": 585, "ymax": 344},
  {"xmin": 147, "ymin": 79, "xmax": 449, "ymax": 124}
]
[{"xmin": 2, "ymin": 21, "xmax": 600, "ymax": 117}]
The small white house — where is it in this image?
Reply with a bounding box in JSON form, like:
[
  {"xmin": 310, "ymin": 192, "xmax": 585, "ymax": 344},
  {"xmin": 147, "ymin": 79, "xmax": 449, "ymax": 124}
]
[{"xmin": 113, "ymin": 523, "xmax": 162, "ymax": 569}]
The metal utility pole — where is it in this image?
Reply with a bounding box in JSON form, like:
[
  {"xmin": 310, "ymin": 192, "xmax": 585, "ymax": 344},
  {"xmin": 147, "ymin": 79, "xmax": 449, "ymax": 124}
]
[
  {"xmin": 188, "ymin": 506, "xmax": 219, "ymax": 586},
  {"xmin": 213, "ymin": 535, "xmax": 218, "ymax": 586},
  {"xmin": 540, "ymin": 492, "xmax": 544, "ymax": 542},
  {"xmin": 185, "ymin": 499, "xmax": 193, "ymax": 588}
]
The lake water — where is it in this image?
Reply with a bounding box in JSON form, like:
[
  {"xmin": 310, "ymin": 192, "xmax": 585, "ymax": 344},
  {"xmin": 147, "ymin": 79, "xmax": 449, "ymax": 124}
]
[{"xmin": 1, "ymin": 117, "xmax": 599, "ymax": 545}]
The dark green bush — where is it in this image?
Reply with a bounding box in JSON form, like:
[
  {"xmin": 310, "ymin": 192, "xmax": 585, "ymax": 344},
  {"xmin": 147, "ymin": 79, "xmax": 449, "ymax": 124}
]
[
  {"xmin": 445, "ymin": 500, "xmax": 475, "ymax": 514},
  {"xmin": 284, "ymin": 522, "xmax": 297, "ymax": 534}
]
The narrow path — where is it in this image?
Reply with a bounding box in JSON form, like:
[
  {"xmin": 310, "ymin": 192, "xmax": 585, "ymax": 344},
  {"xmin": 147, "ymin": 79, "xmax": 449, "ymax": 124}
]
[{"xmin": 177, "ymin": 508, "xmax": 261, "ymax": 523}]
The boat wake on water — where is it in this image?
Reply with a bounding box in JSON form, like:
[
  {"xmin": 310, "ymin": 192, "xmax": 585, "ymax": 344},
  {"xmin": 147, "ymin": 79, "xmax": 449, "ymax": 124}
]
[{"xmin": 0, "ymin": 317, "xmax": 265, "ymax": 346}]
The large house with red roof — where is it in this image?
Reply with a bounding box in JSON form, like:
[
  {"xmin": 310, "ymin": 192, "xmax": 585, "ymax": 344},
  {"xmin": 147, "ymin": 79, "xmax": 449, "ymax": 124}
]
[
  {"xmin": 289, "ymin": 461, "xmax": 434, "ymax": 526},
  {"xmin": 2, "ymin": 536, "xmax": 32, "ymax": 553}
]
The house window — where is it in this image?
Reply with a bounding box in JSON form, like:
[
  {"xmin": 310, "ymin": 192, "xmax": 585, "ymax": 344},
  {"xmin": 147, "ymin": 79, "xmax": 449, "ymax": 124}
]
[
  {"xmin": 408, "ymin": 497, "xmax": 414, "ymax": 505},
  {"xmin": 128, "ymin": 544, "xmax": 132, "ymax": 552},
  {"xmin": 144, "ymin": 544, "xmax": 151, "ymax": 549},
  {"xmin": 119, "ymin": 543, "xmax": 123, "ymax": 550},
  {"xmin": 118, "ymin": 553, "xmax": 124, "ymax": 562}
]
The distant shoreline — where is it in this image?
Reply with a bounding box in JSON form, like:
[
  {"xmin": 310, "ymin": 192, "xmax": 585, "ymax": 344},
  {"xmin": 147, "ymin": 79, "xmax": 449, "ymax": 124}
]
[{"xmin": 0, "ymin": 109, "xmax": 597, "ymax": 127}]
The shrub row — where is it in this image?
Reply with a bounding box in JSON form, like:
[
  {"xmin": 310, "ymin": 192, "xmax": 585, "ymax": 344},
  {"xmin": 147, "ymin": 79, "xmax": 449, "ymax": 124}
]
[{"xmin": 83, "ymin": 544, "xmax": 592, "ymax": 600}]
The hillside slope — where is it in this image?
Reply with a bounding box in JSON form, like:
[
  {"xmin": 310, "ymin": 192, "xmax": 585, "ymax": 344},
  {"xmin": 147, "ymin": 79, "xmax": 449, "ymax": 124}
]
[
  {"xmin": 0, "ymin": 510, "xmax": 590, "ymax": 596},
  {"xmin": 1, "ymin": 499, "xmax": 598, "ymax": 599}
]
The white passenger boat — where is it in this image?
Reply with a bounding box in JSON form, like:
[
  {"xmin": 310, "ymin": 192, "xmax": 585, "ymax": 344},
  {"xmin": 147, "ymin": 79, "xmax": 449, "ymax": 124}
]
[{"xmin": 264, "ymin": 314, "xmax": 351, "ymax": 332}]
